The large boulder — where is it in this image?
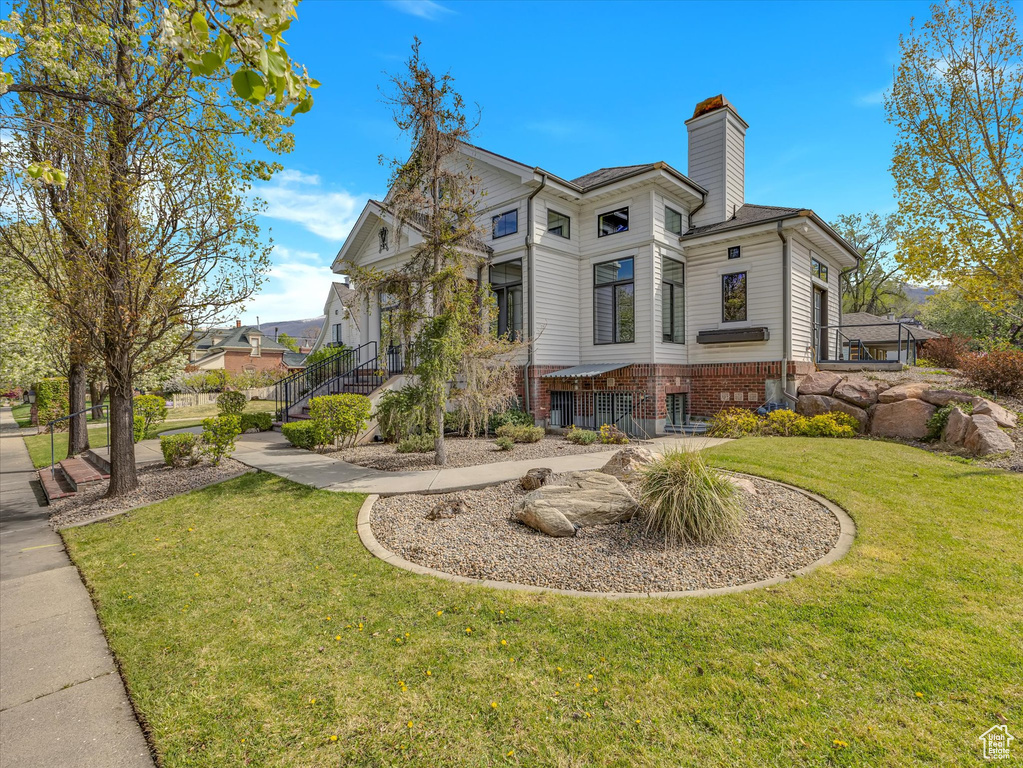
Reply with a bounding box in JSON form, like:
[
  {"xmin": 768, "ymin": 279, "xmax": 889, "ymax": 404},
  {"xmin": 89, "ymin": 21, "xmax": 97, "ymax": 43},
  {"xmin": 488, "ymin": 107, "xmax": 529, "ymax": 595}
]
[
  {"xmin": 972, "ymin": 397, "xmax": 1018, "ymax": 429},
  {"xmin": 941, "ymin": 407, "xmax": 972, "ymax": 446},
  {"xmin": 520, "ymin": 467, "xmax": 553, "ymax": 491},
  {"xmin": 512, "ymin": 471, "xmax": 636, "ymax": 536},
  {"xmin": 832, "ymin": 377, "xmax": 881, "ymax": 408},
  {"xmin": 963, "ymin": 414, "xmax": 1014, "ymax": 456},
  {"xmin": 600, "ymin": 446, "xmax": 656, "ymax": 482},
  {"xmin": 796, "ymin": 394, "xmax": 869, "ymax": 431},
  {"xmin": 877, "ymin": 382, "xmax": 931, "ymax": 403},
  {"xmin": 920, "ymin": 389, "xmax": 974, "ymax": 408},
  {"xmin": 797, "ymin": 371, "xmax": 843, "ymax": 396},
  {"xmin": 870, "ymin": 399, "xmax": 937, "ymax": 440}
]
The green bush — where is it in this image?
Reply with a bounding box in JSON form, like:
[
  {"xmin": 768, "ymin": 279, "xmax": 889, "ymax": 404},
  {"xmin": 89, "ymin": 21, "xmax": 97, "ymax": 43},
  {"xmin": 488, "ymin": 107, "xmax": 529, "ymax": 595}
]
[
  {"xmin": 565, "ymin": 426, "xmax": 598, "ymax": 445},
  {"xmin": 160, "ymin": 433, "xmax": 199, "ymax": 467},
  {"xmin": 926, "ymin": 401, "xmax": 974, "ymax": 441},
  {"xmin": 762, "ymin": 409, "xmax": 806, "ymax": 437},
  {"xmin": 639, "ymin": 449, "xmax": 743, "ymax": 545},
  {"xmin": 240, "ymin": 411, "xmax": 272, "ymax": 432},
  {"xmin": 495, "ymin": 424, "xmax": 544, "ymax": 443},
  {"xmin": 707, "ymin": 407, "xmax": 762, "ymax": 438},
  {"xmin": 804, "ymin": 413, "xmax": 857, "ymax": 438},
  {"xmin": 375, "ymin": 383, "xmax": 431, "ymax": 442},
  {"xmin": 217, "ymin": 390, "xmax": 247, "ymax": 417},
  {"xmin": 396, "ymin": 433, "xmax": 435, "ymax": 453},
  {"xmin": 489, "ymin": 407, "xmax": 533, "ymax": 434},
  {"xmin": 133, "ymin": 394, "xmax": 167, "ymax": 438},
  {"xmin": 598, "ymin": 424, "xmax": 630, "ymax": 444},
  {"xmin": 309, "ymin": 393, "xmax": 371, "ymax": 449},
  {"xmin": 133, "ymin": 415, "xmax": 147, "ymax": 444},
  {"xmin": 35, "ymin": 377, "xmax": 69, "ymax": 427},
  {"xmin": 282, "ymin": 420, "xmax": 320, "ymax": 450},
  {"xmin": 201, "ymin": 415, "xmax": 241, "ymax": 465},
  {"xmin": 494, "ymin": 436, "xmax": 514, "ymax": 451}
]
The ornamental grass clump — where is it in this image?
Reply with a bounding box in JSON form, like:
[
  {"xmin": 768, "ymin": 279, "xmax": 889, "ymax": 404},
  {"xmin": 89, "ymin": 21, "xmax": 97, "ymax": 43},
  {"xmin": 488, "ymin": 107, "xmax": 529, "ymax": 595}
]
[{"xmin": 639, "ymin": 449, "xmax": 742, "ymax": 546}]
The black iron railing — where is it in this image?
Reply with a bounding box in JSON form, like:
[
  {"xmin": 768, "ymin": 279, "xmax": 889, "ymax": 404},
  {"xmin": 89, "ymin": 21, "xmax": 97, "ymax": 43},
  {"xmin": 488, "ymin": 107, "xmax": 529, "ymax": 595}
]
[
  {"xmin": 816, "ymin": 322, "xmax": 919, "ymax": 364},
  {"xmin": 547, "ymin": 390, "xmax": 652, "ymax": 439},
  {"xmin": 47, "ymin": 405, "xmax": 108, "ymax": 479}
]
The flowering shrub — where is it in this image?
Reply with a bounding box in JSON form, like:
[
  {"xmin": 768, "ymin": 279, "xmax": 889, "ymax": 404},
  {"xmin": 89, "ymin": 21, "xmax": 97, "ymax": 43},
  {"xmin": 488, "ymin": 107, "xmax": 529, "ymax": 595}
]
[
  {"xmin": 960, "ymin": 347, "xmax": 1023, "ymax": 397},
  {"xmin": 495, "ymin": 424, "xmax": 544, "ymax": 443},
  {"xmin": 308, "ymin": 393, "xmax": 371, "ymax": 450},
  {"xmin": 707, "ymin": 408, "xmax": 762, "ymax": 438},
  {"xmin": 565, "ymin": 426, "xmax": 598, "ymax": 445},
  {"xmin": 762, "ymin": 409, "xmax": 805, "ymax": 437},
  {"xmin": 920, "ymin": 335, "xmax": 970, "ymax": 369},
  {"xmin": 804, "ymin": 413, "xmax": 857, "ymax": 438},
  {"xmin": 598, "ymin": 424, "xmax": 630, "ymax": 444},
  {"xmin": 201, "ymin": 415, "xmax": 241, "ymax": 465},
  {"xmin": 709, "ymin": 407, "xmax": 859, "ymax": 439}
]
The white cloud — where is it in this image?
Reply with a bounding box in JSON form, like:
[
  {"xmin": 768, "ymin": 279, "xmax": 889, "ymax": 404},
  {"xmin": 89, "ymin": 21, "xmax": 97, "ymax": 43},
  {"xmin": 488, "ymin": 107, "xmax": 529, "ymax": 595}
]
[
  {"xmin": 254, "ymin": 170, "xmax": 370, "ymax": 241},
  {"xmin": 239, "ymin": 246, "xmax": 339, "ymax": 324},
  {"xmin": 856, "ymin": 86, "xmax": 889, "ymax": 107},
  {"xmin": 385, "ymin": 0, "xmax": 454, "ymax": 20}
]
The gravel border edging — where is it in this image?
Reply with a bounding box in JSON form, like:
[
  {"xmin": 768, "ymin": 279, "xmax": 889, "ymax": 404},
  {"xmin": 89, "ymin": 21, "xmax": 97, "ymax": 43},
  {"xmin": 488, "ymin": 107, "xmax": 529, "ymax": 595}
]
[
  {"xmin": 56, "ymin": 469, "xmax": 256, "ymax": 530},
  {"xmin": 356, "ymin": 472, "xmax": 856, "ymax": 599}
]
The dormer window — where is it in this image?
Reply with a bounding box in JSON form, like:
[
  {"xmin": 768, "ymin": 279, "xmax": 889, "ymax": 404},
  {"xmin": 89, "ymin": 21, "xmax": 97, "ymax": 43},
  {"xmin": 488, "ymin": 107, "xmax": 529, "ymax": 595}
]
[
  {"xmin": 249, "ymin": 333, "xmax": 262, "ymax": 357},
  {"xmin": 378, "ymin": 227, "xmax": 389, "ymax": 252}
]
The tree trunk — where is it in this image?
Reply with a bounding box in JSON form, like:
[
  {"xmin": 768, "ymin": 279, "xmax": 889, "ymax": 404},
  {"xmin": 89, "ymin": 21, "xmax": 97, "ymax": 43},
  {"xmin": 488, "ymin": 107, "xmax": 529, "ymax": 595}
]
[
  {"xmin": 433, "ymin": 402, "xmax": 447, "ymax": 466},
  {"xmin": 105, "ymin": 377, "xmax": 136, "ymax": 497},
  {"xmin": 89, "ymin": 379, "xmax": 107, "ymax": 420},
  {"xmin": 67, "ymin": 359, "xmax": 89, "ymax": 456}
]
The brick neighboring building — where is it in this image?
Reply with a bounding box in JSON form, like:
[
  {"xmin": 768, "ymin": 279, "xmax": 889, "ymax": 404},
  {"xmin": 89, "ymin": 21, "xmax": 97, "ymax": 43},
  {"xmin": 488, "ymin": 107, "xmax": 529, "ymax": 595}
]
[{"xmin": 187, "ymin": 321, "xmax": 307, "ymax": 375}]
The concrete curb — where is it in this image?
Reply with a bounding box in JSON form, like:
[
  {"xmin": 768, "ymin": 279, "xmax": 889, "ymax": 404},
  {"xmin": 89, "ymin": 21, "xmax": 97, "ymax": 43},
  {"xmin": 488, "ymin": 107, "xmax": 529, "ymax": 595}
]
[
  {"xmin": 56, "ymin": 469, "xmax": 256, "ymax": 530},
  {"xmin": 356, "ymin": 472, "xmax": 856, "ymax": 599}
]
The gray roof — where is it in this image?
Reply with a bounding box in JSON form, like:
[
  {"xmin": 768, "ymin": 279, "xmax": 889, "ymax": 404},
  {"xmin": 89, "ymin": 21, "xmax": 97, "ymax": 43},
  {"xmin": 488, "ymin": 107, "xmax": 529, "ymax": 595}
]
[
  {"xmin": 839, "ymin": 312, "xmax": 943, "ymax": 344},
  {"xmin": 331, "ymin": 282, "xmax": 355, "ymax": 304},
  {"xmin": 570, "ymin": 165, "xmax": 658, "ymax": 191},
  {"xmin": 283, "ymin": 351, "xmax": 308, "ymax": 368},
  {"xmin": 542, "ymin": 363, "xmax": 629, "ymax": 379},
  {"xmin": 683, "ymin": 204, "xmax": 807, "ymax": 237},
  {"xmin": 192, "ymin": 325, "xmax": 292, "ymax": 354}
]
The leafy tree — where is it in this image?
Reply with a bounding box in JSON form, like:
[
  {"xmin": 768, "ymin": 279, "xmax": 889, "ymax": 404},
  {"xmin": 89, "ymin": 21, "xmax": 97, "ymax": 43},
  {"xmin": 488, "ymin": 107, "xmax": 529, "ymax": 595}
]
[
  {"xmin": 0, "ymin": 0, "xmax": 313, "ymax": 496},
  {"xmin": 342, "ymin": 39, "xmax": 495, "ymax": 466},
  {"xmin": 918, "ymin": 286, "xmax": 1022, "ymax": 346},
  {"xmin": 0, "ymin": 249, "xmax": 61, "ymax": 389},
  {"xmin": 887, "ymin": 0, "xmax": 1023, "ymax": 325},
  {"xmin": 832, "ymin": 213, "xmax": 912, "ymax": 315},
  {"xmin": 277, "ymin": 332, "xmax": 300, "ymax": 352}
]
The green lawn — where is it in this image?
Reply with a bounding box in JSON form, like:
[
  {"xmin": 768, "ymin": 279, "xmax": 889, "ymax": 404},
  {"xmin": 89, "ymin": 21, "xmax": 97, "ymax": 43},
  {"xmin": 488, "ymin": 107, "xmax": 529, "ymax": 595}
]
[
  {"xmin": 10, "ymin": 401, "xmax": 33, "ymax": 427},
  {"xmin": 63, "ymin": 440, "xmax": 1022, "ymax": 767},
  {"xmin": 23, "ymin": 420, "xmax": 205, "ymax": 469}
]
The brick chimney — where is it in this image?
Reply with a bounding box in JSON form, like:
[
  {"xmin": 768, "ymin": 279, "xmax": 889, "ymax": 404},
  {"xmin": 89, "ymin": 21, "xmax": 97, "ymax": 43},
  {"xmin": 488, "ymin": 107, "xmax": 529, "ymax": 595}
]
[
  {"xmin": 686, "ymin": 95, "xmax": 748, "ymax": 227},
  {"xmin": 236, "ymin": 319, "xmax": 242, "ymax": 328}
]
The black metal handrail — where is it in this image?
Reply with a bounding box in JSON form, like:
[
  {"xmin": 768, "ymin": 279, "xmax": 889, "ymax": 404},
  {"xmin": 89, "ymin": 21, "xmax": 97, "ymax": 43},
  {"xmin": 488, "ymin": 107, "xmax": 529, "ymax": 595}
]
[
  {"xmin": 47, "ymin": 405, "xmax": 108, "ymax": 480},
  {"xmin": 817, "ymin": 321, "xmax": 921, "ymax": 364},
  {"xmin": 276, "ymin": 342, "xmax": 374, "ymax": 422}
]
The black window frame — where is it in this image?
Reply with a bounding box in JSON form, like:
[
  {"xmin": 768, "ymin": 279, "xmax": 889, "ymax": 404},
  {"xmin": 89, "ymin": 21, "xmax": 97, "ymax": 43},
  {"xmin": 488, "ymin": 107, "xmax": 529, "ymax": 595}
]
[
  {"xmin": 492, "ymin": 209, "xmax": 518, "ymax": 239},
  {"xmin": 593, "ymin": 256, "xmax": 635, "ymax": 345},
  {"xmin": 597, "ymin": 207, "xmax": 629, "ymax": 238},
  {"xmin": 664, "ymin": 206, "xmax": 684, "ymax": 236},
  {"xmin": 728, "ymin": 245, "xmax": 741, "ymax": 260},
  {"xmin": 332, "ymin": 323, "xmax": 343, "ymax": 344},
  {"xmin": 721, "ymin": 271, "xmax": 748, "ymax": 323},
  {"xmin": 489, "ymin": 258, "xmax": 523, "ymax": 340},
  {"xmin": 811, "ymin": 256, "xmax": 829, "ymax": 282},
  {"xmin": 378, "ymin": 226, "xmax": 389, "ymax": 252},
  {"xmin": 547, "ymin": 209, "xmax": 571, "ymax": 239},
  {"xmin": 662, "ymin": 258, "xmax": 685, "ymax": 344}
]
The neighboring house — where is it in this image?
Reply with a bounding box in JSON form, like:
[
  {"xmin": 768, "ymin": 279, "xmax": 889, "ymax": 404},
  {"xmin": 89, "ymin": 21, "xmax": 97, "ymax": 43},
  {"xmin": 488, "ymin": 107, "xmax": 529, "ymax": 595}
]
[
  {"xmin": 833, "ymin": 312, "xmax": 943, "ymax": 363},
  {"xmin": 332, "ymin": 94, "xmax": 862, "ymax": 435},
  {"xmin": 308, "ymin": 281, "xmax": 358, "ymax": 354},
  {"xmin": 188, "ymin": 320, "xmax": 307, "ymax": 374}
]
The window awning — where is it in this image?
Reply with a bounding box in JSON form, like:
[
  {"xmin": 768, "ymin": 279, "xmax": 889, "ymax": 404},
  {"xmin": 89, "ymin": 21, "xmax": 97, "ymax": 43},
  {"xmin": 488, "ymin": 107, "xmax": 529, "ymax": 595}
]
[{"xmin": 541, "ymin": 363, "xmax": 629, "ymax": 379}]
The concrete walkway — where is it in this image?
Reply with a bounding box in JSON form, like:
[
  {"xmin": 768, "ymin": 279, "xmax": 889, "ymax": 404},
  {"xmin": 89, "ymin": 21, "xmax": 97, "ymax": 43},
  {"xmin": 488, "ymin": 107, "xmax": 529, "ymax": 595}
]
[
  {"xmin": 0, "ymin": 408, "xmax": 153, "ymax": 768},
  {"xmin": 233, "ymin": 431, "xmax": 729, "ymax": 496}
]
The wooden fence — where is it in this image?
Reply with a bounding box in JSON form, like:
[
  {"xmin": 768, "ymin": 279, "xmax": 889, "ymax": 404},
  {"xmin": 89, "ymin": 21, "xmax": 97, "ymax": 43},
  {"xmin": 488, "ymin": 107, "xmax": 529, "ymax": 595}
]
[{"xmin": 168, "ymin": 387, "xmax": 276, "ymax": 409}]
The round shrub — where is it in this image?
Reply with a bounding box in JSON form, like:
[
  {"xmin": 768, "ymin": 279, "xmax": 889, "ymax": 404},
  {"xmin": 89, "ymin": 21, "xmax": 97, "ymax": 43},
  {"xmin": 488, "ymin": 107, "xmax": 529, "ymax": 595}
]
[
  {"xmin": 804, "ymin": 413, "xmax": 856, "ymax": 438},
  {"xmin": 396, "ymin": 433, "xmax": 435, "ymax": 453},
  {"xmin": 133, "ymin": 394, "xmax": 167, "ymax": 438},
  {"xmin": 565, "ymin": 426, "xmax": 598, "ymax": 445},
  {"xmin": 762, "ymin": 409, "xmax": 807, "ymax": 437},
  {"xmin": 160, "ymin": 433, "xmax": 199, "ymax": 467},
  {"xmin": 960, "ymin": 347, "xmax": 1023, "ymax": 397},
  {"xmin": 201, "ymin": 415, "xmax": 242, "ymax": 465},
  {"xmin": 240, "ymin": 412, "xmax": 272, "ymax": 432},
  {"xmin": 707, "ymin": 408, "xmax": 762, "ymax": 438},
  {"xmin": 309, "ymin": 393, "xmax": 371, "ymax": 450},
  {"xmin": 494, "ymin": 436, "xmax": 514, "ymax": 451},
  {"xmin": 495, "ymin": 424, "xmax": 544, "ymax": 443},
  {"xmin": 639, "ymin": 449, "xmax": 743, "ymax": 545},
  {"xmin": 217, "ymin": 390, "xmax": 247, "ymax": 416},
  {"xmin": 489, "ymin": 407, "xmax": 533, "ymax": 434},
  {"xmin": 281, "ymin": 420, "xmax": 320, "ymax": 450}
]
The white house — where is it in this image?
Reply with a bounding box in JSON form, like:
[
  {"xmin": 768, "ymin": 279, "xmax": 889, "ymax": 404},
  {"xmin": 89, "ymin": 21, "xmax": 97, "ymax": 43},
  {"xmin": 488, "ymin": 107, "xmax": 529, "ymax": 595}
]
[
  {"xmin": 329, "ymin": 95, "xmax": 861, "ymax": 435},
  {"xmin": 308, "ymin": 280, "xmax": 358, "ymax": 354}
]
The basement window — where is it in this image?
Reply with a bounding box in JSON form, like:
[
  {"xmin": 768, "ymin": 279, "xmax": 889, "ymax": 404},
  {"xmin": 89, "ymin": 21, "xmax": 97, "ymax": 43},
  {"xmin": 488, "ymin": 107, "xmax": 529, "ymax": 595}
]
[{"xmin": 598, "ymin": 207, "xmax": 629, "ymax": 237}]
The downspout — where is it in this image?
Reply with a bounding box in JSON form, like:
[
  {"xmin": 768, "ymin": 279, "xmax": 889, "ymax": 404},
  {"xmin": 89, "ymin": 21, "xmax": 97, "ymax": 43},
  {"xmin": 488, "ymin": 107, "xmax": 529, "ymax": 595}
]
[
  {"xmin": 776, "ymin": 223, "xmax": 797, "ymax": 404},
  {"xmin": 687, "ymin": 191, "xmax": 707, "ymax": 230},
  {"xmin": 523, "ymin": 172, "xmax": 547, "ymax": 416}
]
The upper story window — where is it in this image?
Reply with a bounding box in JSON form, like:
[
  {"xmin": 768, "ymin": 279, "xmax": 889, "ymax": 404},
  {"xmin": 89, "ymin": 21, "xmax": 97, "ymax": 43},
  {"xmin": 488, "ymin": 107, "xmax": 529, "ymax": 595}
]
[
  {"xmin": 811, "ymin": 256, "xmax": 828, "ymax": 282},
  {"xmin": 593, "ymin": 257, "xmax": 635, "ymax": 344},
  {"xmin": 378, "ymin": 227, "xmax": 389, "ymax": 252},
  {"xmin": 598, "ymin": 207, "xmax": 629, "ymax": 237},
  {"xmin": 665, "ymin": 206, "xmax": 684, "ymax": 236},
  {"xmin": 547, "ymin": 209, "xmax": 570, "ymax": 238},
  {"xmin": 249, "ymin": 334, "xmax": 262, "ymax": 357},
  {"xmin": 722, "ymin": 272, "xmax": 747, "ymax": 323},
  {"xmin": 489, "ymin": 259, "xmax": 523, "ymax": 339},
  {"xmin": 662, "ymin": 258, "xmax": 685, "ymax": 344},
  {"xmin": 492, "ymin": 209, "xmax": 518, "ymax": 239},
  {"xmin": 728, "ymin": 246, "xmax": 741, "ymax": 259}
]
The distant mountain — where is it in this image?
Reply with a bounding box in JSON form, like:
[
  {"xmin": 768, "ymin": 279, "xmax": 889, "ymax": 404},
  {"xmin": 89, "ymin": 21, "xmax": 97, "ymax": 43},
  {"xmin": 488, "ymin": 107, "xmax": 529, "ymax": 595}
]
[
  {"xmin": 258, "ymin": 316, "xmax": 324, "ymax": 347},
  {"xmin": 902, "ymin": 284, "xmax": 937, "ymax": 305}
]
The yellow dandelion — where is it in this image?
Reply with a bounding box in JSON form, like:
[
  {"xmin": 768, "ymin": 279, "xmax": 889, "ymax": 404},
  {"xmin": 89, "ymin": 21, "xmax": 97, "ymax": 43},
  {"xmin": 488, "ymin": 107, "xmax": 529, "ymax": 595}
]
[
  {"xmin": 585, "ymin": 711, "xmax": 591, "ymax": 718},
  {"xmin": 587, "ymin": 674, "xmax": 593, "ymax": 680},
  {"xmin": 556, "ymin": 667, "xmax": 562, "ymax": 673},
  {"xmin": 501, "ymin": 640, "xmax": 507, "ymax": 646},
  {"xmin": 635, "ymin": 719, "xmax": 641, "ymax": 724},
  {"xmin": 593, "ymin": 687, "xmax": 598, "ymax": 693},
  {"xmin": 309, "ymin": 698, "xmax": 316, "ymax": 704},
  {"xmin": 437, "ymin": 610, "xmax": 443, "ymax": 616},
  {"xmin": 491, "ymin": 702, "xmax": 498, "ymax": 709},
  {"xmin": 358, "ymin": 623, "xmax": 363, "ymax": 631},
  {"xmin": 330, "ymin": 735, "xmax": 338, "ymax": 742},
  {"xmin": 241, "ymin": 738, "xmax": 245, "ymax": 743},
  {"xmin": 407, "ymin": 721, "xmax": 413, "ymax": 728},
  {"xmin": 426, "ymin": 669, "xmax": 432, "ymax": 676},
  {"xmin": 510, "ymin": 657, "xmax": 515, "ymax": 662},
  {"xmin": 326, "ymin": 616, "xmax": 331, "ymax": 621},
  {"xmin": 575, "ymin": 683, "xmax": 580, "ymax": 688},
  {"xmin": 466, "ymin": 627, "xmax": 473, "ymax": 634},
  {"xmin": 405, "ymin": 632, "xmax": 410, "ymax": 637},
  {"xmin": 194, "ymin": 572, "xmax": 199, "ymax": 577},
  {"xmin": 335, "ymin": 635, "xmax": 341, "ymax": 641},
  {"xmin": 915, "ymin": 691, "xmax": 924, "ymax": 698},
  {"xmin": 187, "ymin": 528, "xmax": 193, "ymax": 532},
  {"xmin": 499, "ymin": 610, "xmax": 505, "ymax": 615},
  {"xmin": 833, "ymin": 739, "xmax": 849, "ymax": 748},
  {"xmin": 506, "ymin": 749, "xmax": 514, "ymax": 757}
]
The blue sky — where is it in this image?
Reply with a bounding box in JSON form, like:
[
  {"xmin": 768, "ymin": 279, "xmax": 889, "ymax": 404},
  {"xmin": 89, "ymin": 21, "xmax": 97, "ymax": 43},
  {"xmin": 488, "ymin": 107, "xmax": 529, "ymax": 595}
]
[{"xmin": 240, "ymin": 0, "xmax": 931, "ymax": 324}]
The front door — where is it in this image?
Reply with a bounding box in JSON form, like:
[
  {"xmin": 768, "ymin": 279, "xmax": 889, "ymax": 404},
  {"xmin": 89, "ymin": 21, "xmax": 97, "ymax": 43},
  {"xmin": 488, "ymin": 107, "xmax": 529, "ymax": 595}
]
[{"xmin": 813, "ymin": 287, "xmax": 827, "ymax": 360}]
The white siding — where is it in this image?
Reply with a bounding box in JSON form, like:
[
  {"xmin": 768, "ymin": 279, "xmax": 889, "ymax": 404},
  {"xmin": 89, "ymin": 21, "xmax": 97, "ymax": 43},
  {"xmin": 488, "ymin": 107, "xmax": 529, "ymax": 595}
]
[
  {"xmin": 687, "ymin": 110, "xmax": 746, "ymax": 227},
  {"xmin": 684, "ymin": 235, "xmax": 784, "ymax": 363},
  {"xmin": 790, "ymin": 235, "xmax": 840, "ymax": 361}
]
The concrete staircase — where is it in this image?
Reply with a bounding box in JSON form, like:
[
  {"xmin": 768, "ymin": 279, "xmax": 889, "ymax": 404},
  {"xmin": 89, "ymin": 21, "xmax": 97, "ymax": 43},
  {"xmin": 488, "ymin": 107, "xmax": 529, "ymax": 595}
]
[{"xmin": 37, "ymin": 450, "xmax": 110, "ymax": 504}]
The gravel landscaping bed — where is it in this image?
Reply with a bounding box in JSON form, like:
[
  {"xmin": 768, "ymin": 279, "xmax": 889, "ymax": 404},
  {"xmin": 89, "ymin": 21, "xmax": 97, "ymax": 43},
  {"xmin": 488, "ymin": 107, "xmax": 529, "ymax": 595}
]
[
  {"xmin": 370, "ymin": 474, "xmax": 841, "ymax": 593},
  {"xmin": 332, "ymin": 436, "xmax": 620, "ymax": 471},
  {"xmin": 49, "ymin": 458, "xmax": 249, "ymax": 529}
]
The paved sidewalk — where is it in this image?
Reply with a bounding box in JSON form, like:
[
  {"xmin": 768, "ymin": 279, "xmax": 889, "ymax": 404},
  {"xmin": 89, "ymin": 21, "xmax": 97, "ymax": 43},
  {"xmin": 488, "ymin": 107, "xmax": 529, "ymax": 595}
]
[
  {"xmin": 233, "ymin": 431, "xmax": 729, "ymax": 496},
  {"xmin": 0, "ymin": 408, "xmax": 153, "ymax": 768}
]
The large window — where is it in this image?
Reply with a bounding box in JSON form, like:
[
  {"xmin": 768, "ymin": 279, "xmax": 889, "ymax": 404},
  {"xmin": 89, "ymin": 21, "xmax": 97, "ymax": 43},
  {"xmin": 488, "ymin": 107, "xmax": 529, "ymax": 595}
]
[
  {"xmin": 547, "ymin": 209, "xmax": 570, "ymax": 238},
  {"xmin": 664, "ymin": 206, "xmax": 684, "ymax": 236},
  {"xmin": 662, "ymin": 258, "xmax": 685, "ymax": 343},
  {"xmin": 811, "ymin": 255, "xmax": 829, "ymax": 282},
  {"xmin": 490, "ymin": 259, "xmax": 523, "ymax": 339},
  {"xmin": 594, "ymin": 257, "xmax": 635, "ymax": 344},
  {"xmin": 598, "ymin": 207, "xmax": 629, "ymax": 237},
  {"xmin": 722, "ymin": 272, "xmax": 747, "ymax": 323},
  {"xmin": 492, "ymin": 209, "xmax": 518, "ymax": 239},
  {"xmin": 332, "ymin": 323, "xmax": 343, "ymax": 344}
]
